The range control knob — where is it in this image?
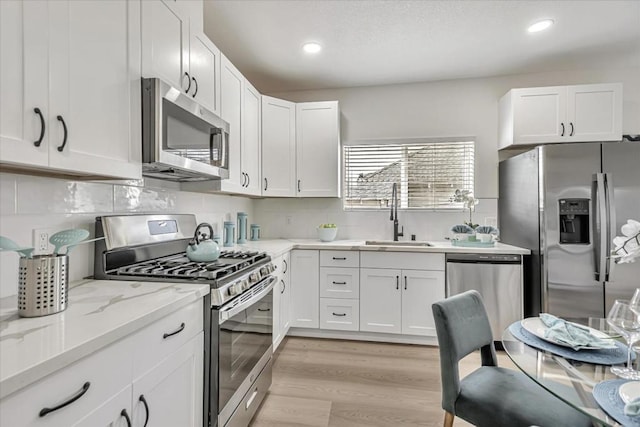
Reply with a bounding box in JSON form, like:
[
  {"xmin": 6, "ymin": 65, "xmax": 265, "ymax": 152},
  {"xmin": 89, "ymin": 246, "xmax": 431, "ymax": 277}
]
[
  {"xmin": 228, "ymin": 285, "xmax": 238, "ymax": 296},
  {"xmin": 240, "ymin": 280, "xmax": 249, "ymax": 291},
  {"xmin": 260, "ymin": 266, "xmax": 270, "ymax": 276},
  {"xmin": 249, "ymin": 272, "xmax": 260, "ymax": 284}
]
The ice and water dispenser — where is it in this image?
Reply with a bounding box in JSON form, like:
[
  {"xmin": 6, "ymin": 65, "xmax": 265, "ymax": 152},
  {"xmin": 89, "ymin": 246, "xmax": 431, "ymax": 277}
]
[{"xmin": 558, "ymin": 198, "xmax": 590, "ymax": 244}]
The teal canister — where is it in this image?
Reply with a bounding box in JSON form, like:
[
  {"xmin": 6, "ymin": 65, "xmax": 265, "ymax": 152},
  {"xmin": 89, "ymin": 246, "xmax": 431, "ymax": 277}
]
[
  {"xmin": 237, "ymin": 212, "xmax": 248, "ymax": 244},
  {"xmin": 223, "ymin": 221, "xmax": 235, "ymax": 247},
  {"xmin": 250, "ymin": 224, "xmax": 260, "ymax": 241}
]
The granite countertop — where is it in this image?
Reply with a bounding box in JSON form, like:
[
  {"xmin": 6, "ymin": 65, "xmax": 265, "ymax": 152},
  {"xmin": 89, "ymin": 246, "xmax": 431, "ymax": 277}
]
[
  {"xmin": 0, "ymin": 280, "xmax": 209, "ymax": 399},
  {"xmin": 234, "ymin": 239, "xmax": 530, "ymax": 256}
]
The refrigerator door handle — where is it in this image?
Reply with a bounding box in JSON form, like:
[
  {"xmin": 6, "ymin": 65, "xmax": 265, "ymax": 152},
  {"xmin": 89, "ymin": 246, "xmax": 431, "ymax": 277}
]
[
  {"xmin": 604, "ymin": 173, "xmax": 616, "ymax": 282},
  {"xmin": 592, "ymin": 173, "xmax": 608, "ymax": 281}
]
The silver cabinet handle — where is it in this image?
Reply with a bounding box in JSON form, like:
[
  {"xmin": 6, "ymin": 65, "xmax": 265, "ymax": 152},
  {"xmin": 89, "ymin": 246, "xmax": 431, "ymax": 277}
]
[
  {"xmin": 332, "ymin": 281, "xmax": 346, "ymax": 285},
  {"xmin": 332, "ymin": 312, "xmax": 346, "ymax": 317},
  {"xmin": 404, "ymin": 276, "xmax": 407, "ymax": 290},
  {"xmin": 396, "ymin": 275, "xmax": 399, "ymax": 290}
]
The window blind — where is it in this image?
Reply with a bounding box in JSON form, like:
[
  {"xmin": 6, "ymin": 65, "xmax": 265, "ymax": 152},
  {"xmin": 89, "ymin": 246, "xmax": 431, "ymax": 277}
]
[{"xmin": 343, "ymin": 141, "xmax": 475, "ymax": 210}]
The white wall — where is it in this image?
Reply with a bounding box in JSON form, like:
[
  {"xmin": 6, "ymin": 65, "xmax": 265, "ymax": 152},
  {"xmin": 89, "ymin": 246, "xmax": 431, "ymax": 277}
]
[{"xmin": 0, "ymin": 173, "xmax": 255, "ymax": 297}]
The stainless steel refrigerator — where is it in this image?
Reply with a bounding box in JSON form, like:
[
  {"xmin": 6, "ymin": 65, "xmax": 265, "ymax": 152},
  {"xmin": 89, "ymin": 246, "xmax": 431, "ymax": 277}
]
[{"xmin": 498, "ymin": 142, "xmax": 640, "ymax": 322}]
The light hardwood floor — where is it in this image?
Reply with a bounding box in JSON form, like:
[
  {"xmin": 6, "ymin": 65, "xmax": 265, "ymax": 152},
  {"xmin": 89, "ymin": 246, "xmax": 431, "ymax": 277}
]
[{"xmin": 250, "ymin": 337, "xmax": 515, "ymax": 427}]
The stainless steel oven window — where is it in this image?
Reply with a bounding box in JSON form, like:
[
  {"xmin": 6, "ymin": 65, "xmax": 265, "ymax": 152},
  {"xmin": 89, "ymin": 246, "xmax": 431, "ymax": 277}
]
[{"xmin": 217, "ymin": 289, "xmax": 273, "ymax": 414}]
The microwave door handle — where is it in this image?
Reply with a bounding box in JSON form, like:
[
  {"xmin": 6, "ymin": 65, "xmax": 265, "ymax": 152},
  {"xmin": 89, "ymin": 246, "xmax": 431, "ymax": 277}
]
[
  {"xmin": 219, "ymin": 276, "xmax": 276, "ymax": 324},
  {"xmin": 592, "ymin": 173, "xmax": 607, "ymax": 281},
  {"xmin": 604, "ymin": 173, "xmax": 616, "ymax": 281}
]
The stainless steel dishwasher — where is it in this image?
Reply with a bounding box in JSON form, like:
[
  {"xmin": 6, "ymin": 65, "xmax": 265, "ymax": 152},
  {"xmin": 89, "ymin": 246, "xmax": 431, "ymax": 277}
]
[{"xmin": 446, "ymin": 253, "xmax": 523, "ymax": 341}]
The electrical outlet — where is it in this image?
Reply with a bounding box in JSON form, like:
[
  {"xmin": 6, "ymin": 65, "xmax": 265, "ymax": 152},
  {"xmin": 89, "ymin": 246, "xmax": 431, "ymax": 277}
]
[{"xmin": 33, "ymin": 228, "xmax": 53, "ymax": 255}]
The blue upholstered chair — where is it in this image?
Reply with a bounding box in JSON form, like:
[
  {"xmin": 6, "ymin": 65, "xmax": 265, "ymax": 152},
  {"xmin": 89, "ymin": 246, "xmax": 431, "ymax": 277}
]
[{"xmin": 431, "ymin": 290, "xmax": 592, "ymax": 427}]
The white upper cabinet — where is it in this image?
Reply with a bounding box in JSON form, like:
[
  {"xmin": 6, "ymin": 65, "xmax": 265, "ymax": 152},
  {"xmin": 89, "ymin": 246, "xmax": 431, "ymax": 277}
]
[
  {"xmin": 242, "ymin": 80, "xmax": 262, "ymax": 196},
  {"xmin": 0, "ymin": 0, "xmax": 49, "ymax": 168},
  {"xmin": 141, "ymin": 0, "xmax": 189, "ymax": 92},
  {"xmin": 499, "ymin": 83, "xmax": 622, "ymax": 149},
  {"xmin": 142, "ymin": 0, "xmax": 220, "ymax": 116},
  {"xmin": 218, "ymin": 55, "xmax": 244, "ymax": 193},
  {"xmin": 262, "ymin": 97, "xmax": 341, "ymax": 197},
  {"xmin": 262, "ymin": 96, "xmax": 297, "ymax": 197},
  {"xmin": 0, "ymin": 0, "xmax": 141, "ymax": 180},
  {"xmin": 296, "ymin": 102, "xmax": 340, "ymax": 197}
]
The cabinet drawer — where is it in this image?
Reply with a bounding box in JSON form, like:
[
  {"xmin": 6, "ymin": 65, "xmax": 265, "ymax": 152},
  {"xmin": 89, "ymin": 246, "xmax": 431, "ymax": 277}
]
[
  {"xmin": 0, "ymin": 337, "xmax": 132, "ymax": 426},
  {"xmin": 360, "ymin": 252, "xmax": 444, "ymax": 270},
  {"xmin": 320, "ymin": 250, "xmax": 359, "ymax": 268},
  {"xmin": 131, "ymin": 299, "xmax": 203, "ymax": 379},
  {"xmin": 320, "ymin": 267, "xmax": 359, "ymax": 299},
  {"xmin": 320, "ymin": 298, "xmax": 359, "ymax": 331}
]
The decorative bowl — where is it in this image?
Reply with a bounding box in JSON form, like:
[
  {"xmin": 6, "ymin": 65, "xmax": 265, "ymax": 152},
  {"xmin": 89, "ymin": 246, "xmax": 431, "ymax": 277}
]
[{"xmin": 317, "ymin": 227, "xmax": 338, "ymax": 242}]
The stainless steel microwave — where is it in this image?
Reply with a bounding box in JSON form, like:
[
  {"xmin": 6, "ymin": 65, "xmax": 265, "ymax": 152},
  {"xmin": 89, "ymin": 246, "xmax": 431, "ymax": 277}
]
[{"xmin": 141, "ymin": 77, "xmax": 229, "ymax": 181}]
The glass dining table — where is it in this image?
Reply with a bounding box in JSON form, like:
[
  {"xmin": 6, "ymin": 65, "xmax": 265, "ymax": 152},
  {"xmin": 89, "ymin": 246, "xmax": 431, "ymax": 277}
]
[{"xmin": 502, "ymin": 322, "xmax": 627, "ymax": 427}]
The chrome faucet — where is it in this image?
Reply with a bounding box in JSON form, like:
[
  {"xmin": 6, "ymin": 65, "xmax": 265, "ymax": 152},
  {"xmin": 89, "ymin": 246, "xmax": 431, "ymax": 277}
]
[{"xmin": 390, "ymin": 182, "xmax": 404, "ymax": 241}]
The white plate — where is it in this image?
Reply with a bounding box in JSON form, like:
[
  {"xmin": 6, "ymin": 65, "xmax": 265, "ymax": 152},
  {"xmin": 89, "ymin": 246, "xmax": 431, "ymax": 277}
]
[
  {"xmin": 520, "ymin": 317, "xmax": 616, "ymax": 349},
  {"xmin": 619, "ymin": 381, "xmax": 640, "ymax": 404}
]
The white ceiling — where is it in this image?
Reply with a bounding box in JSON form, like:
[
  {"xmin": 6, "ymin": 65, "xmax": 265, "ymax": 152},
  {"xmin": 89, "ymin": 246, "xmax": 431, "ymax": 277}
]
[{"xmin": 203, "ymin": 0, "xmax": 640, "ymax": 93}]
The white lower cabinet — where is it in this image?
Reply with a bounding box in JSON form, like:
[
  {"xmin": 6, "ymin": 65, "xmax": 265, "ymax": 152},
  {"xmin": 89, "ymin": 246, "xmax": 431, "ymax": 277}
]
[
  {"xmin": 0, "ymin": 300, "xmax": 204, "ymax": 427},
  {"xmin": 320, "ymin": 298, "xmax": 359, "ymax": 331},
  {"xmin": 131, "ymin": 333, "xmax": 203, "ymax": 427},
  {"xmin": 360, "ymin": 252, "xmax": 445, "ymax": 337},
  {"xmin": 290, "ymin": 250, "xmax": 319, "ymax": 328},
  {"xmin": 272, "ymin": 252, "xmax": 291, "ymax": 350},
  {"xmin": 74, "ymin": 386, "xmax": 132, "ymax": 427}
]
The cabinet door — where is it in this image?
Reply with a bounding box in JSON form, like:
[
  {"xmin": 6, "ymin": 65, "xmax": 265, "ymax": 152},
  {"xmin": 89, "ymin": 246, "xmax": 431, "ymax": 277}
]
[
  {"xmin": 189, "ymin": 31, "xmax": 220, "ymax": 116},
  {"xmin": 360, "ymin": 268, "xmax": 402, "ymax": 334},
  {"xmin": 131, "ymin": 333, "xmax": 203, "ymax": 427},
  {"xmin": 0, "ymin": 0, "xmax": 49, "ymax": 167},
  {"xmin": 513, "ymin": 86, "xmax": 566, "ymax": 144},
  {"xmin": 73, "ymin": 386, "xmax": 132, "ymax": 427},
  {"xmin": 280, "ymin": 252, "xmax": 291, "ymax": 335},
  {"xmin": 141, "ymin": 0, "xmax": 189, "ymax": 92},
  {"xmin": 262, "ymin": 96, "xmax": 296, "ymax": 197},
  {"xmin": 48, "ymin": 0, "xmax": 141, "ymax": 179},
  {"xmin": 401, "ymin": 270, "xmax": 445, "ymax": 336},
  {"xmin": 243, "ymin": 80, "xmax": 262, "ymax": 196},
  {"xmin": 272, "ymin": 255, "xmax": 283, "ymax": 348},
  {"xmin": 290, "ymin": 250, "xmax": 319, "ymax": 328},
  {"xmin": 218, "ymin": 54, "xmax": 244, "ymax": 193},
  {"xmin": 566, "ymin": 83, "xmax": 622, "ymax": 142},
  {"xmin": 296, "ymin": 101, "xmax": 340, "ymax": 197}
]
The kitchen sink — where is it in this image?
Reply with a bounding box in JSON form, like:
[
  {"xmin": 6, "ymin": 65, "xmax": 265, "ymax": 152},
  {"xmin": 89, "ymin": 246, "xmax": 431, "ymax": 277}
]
[{"xmin": 364, "ymin": 240, "xmax": 433, "ymax": 247}]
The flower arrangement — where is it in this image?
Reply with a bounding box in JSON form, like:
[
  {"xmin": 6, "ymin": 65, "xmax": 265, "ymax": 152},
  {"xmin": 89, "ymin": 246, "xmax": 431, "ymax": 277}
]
[
  {"xmin": 612, "ymin": 219, "xmax": 640, "ymax": 264},
  {"xmin": 451, "ymin": 189, "xmax": 479, "ymax": 229}
]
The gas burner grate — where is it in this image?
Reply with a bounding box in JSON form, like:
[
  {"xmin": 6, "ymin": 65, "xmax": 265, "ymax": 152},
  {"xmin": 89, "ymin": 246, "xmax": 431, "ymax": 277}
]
[{"xmin": 111, "ymin": 250, "xmax": 269, "ymax": 282}]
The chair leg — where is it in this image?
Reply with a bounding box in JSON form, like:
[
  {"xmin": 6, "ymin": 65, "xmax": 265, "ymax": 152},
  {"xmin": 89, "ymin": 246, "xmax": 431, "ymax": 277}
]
[{"xmin": 443, "ymin": 411, "xmax": 454, "ymax": 427}]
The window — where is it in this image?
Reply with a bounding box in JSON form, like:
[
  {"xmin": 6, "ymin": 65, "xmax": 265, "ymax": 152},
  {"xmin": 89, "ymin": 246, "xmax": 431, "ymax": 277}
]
[{"xmin": 343, "ymin": 140, "xmax": 475, "ymax": 210}]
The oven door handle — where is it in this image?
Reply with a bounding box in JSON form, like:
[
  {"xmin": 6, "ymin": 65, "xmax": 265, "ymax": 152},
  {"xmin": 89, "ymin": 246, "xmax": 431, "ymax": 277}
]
[{"xmin": 219, "ymin": 276, "xmax": 277, "ymax": 324}]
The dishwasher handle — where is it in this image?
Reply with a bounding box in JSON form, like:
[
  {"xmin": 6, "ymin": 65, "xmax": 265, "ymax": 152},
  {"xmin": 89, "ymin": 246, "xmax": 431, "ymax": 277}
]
[{"xmin": 445, "ymin": 253, "xmax": 521, "ymax": 264}]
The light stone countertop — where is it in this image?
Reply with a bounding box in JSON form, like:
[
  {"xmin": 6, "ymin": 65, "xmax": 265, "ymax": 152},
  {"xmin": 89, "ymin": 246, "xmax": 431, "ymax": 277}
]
[
  {"xmin": 0, "ymin": 280, "xmax": 209, "ymax": 399},
  {"xmin": 233, "ymin": 238, "xmax": 531, "ymax": 257}
]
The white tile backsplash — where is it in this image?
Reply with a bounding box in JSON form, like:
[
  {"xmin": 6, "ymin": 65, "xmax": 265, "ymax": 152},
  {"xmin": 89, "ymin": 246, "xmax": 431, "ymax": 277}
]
[{"xmin": 0, "ymin": 172, "xmax": 256, "ymax": 298}]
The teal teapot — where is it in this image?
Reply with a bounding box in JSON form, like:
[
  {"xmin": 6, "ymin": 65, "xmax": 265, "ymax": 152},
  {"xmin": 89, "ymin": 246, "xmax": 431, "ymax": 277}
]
[{"xmin": 186, "ymin": 223, "xmax": 220, "ymax": 262}]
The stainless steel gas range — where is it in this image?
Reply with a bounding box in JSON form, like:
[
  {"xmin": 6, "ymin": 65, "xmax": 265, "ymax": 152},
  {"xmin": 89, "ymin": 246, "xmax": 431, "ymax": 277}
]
[{"xmin": 94, "ymin": 214, "xmax": 275, "ymax": 427}]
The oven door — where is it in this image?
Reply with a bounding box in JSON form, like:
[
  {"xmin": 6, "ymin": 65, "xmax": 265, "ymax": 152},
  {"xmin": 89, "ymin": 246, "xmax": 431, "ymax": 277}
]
[{"xmin": 217, "ymin": 277, "xmax": 275, "ymax": 422}]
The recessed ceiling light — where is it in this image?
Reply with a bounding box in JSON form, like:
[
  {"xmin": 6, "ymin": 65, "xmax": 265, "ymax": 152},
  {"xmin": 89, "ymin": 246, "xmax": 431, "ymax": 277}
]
[
  {"xmin": 302, "ymin": 42, "xmax": 322, "ymax": 54},
  {"xmin": 528, "ymin": 19, "xmax": 554, "ymax": 33}
]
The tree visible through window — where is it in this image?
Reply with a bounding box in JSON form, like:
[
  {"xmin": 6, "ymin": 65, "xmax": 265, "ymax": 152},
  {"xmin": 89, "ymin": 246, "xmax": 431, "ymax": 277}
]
[{"xmin": 343, "ymin": 141, "xmax": 475, "ymax": 210}]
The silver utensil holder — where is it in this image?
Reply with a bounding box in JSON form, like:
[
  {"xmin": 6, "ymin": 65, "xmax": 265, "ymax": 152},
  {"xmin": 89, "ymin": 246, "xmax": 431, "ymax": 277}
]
[{"xmin": 18, "ymin": 255, "xmax": 68, "ymax": 317}]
